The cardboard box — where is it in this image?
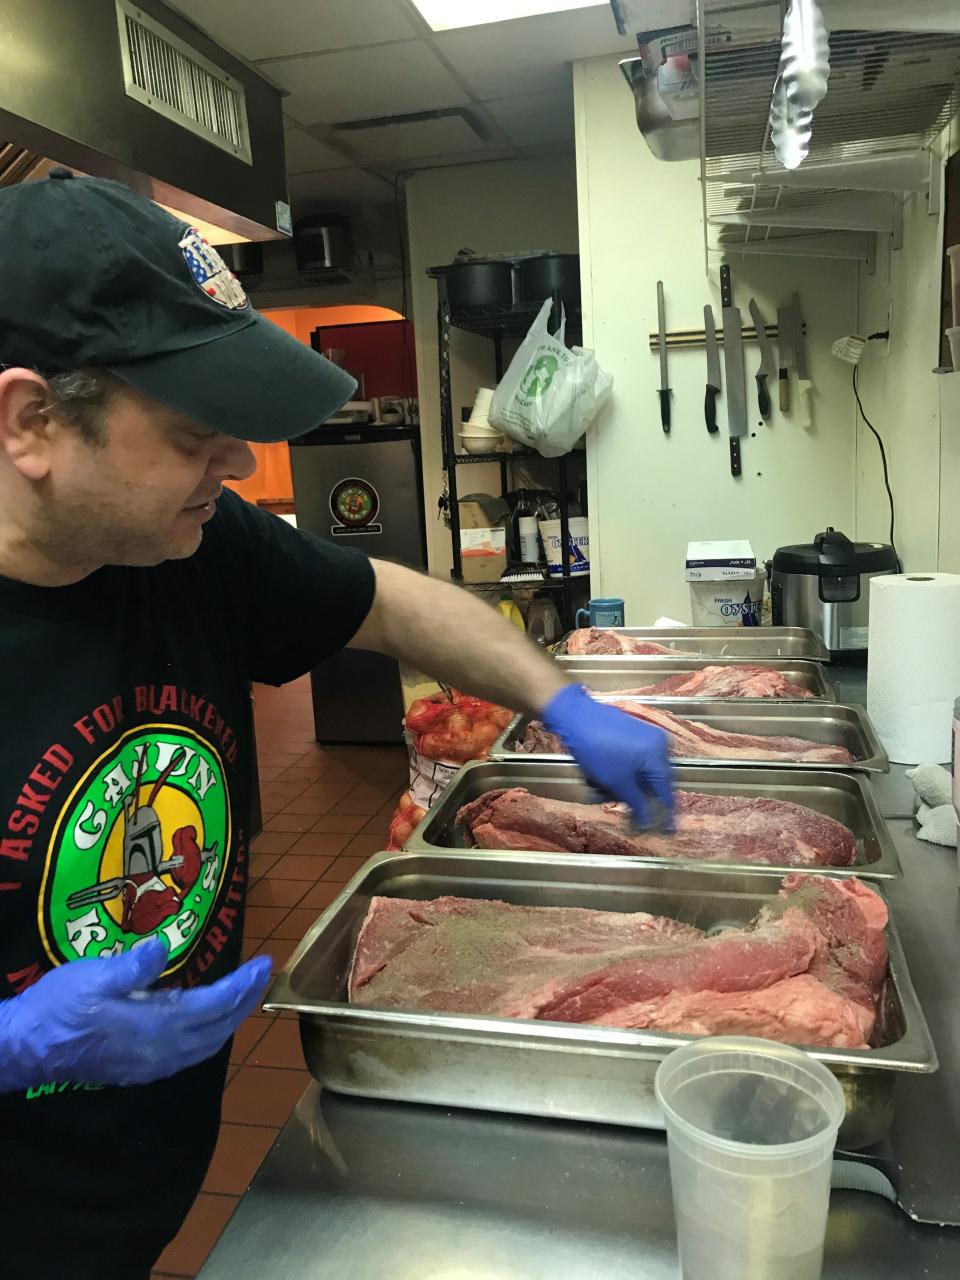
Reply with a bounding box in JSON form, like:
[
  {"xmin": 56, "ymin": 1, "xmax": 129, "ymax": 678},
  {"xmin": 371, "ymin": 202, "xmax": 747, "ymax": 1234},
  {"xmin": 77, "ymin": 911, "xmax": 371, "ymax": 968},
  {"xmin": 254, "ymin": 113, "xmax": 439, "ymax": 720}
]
[
  {"xmin": 459, "ymin": 497, "xmax": 508, "ymax": 584},
  {"xmin": 685, "ymin": 539, "xmax": 757, "ymax": 582},
  {"xmin": 685, "ymin": 540, "xmax": 764, "ymax": 626}
]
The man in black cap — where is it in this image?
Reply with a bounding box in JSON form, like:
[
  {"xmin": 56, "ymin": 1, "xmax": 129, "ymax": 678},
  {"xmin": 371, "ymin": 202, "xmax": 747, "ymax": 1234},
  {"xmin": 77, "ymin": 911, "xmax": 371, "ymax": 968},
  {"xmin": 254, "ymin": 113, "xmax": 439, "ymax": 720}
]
[{"xmin": 0, "ymin": 172, "xmax": 674, "ymax": 1277}]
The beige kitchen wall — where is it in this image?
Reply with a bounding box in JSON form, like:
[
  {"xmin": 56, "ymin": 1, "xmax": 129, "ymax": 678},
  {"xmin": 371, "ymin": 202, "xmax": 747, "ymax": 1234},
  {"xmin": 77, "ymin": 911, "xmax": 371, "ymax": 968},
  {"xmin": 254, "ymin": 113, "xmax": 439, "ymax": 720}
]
[
  {"xmin": 405, "ymin": 156, "xmax": 579, "ymax": 577},
  {"xmin": 856, "ymin": 115, "xmax": 960, "ymax": 573},
  {"xmin": 573, "ymin": 55, "xmax": 861, "ymax": 622}
]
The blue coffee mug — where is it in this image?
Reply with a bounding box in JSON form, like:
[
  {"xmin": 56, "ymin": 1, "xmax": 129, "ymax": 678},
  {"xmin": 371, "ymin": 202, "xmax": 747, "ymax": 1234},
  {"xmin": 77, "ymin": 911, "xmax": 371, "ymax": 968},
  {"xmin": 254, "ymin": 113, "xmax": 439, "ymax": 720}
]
[{"xmin": 576, "ymin": 597, "xmax": 625, "ymax": 628}]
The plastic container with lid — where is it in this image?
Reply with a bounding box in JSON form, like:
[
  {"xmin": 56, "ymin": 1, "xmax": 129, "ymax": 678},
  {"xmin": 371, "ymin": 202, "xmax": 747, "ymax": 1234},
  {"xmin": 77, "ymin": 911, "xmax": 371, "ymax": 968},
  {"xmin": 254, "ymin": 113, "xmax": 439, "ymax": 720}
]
[
  {"xmin": 655, "ymin": 1036, "xmax": 845, "ymax": 1280},
  {"xmin": 770, "ymin": 528, "xmax": 898, "ymax": 656}
]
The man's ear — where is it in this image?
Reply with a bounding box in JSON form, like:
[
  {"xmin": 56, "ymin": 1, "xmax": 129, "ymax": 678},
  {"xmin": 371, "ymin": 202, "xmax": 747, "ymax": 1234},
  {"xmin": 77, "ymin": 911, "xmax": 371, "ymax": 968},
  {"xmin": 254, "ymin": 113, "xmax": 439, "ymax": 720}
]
[{"xmin": 0, "ymin": 369, "xmax": 56, "ymax": 480}]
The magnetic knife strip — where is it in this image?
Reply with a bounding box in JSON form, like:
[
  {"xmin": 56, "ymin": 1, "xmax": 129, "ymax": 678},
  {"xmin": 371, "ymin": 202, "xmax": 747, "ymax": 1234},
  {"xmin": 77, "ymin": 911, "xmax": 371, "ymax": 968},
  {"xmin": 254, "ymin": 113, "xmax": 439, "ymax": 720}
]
[{"xmin": 647, "ymin": 323, "xmax": 807, "ymax": 351}]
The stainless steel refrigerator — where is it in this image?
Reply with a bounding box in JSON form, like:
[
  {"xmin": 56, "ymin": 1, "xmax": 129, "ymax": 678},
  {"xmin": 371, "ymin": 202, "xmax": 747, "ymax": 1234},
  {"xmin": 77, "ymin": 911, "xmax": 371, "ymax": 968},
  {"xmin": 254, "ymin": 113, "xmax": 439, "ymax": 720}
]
[{"xmin": 289, "ymin": 424, "xmax": 427, "ymax": 744}]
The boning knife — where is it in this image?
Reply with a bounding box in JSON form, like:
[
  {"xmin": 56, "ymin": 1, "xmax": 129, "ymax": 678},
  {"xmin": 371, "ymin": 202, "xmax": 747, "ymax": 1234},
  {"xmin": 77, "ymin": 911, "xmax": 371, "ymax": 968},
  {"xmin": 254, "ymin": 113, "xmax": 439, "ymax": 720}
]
[
  {"xmin": 720, "ymin": 265, "xmax": 747, "ymax": 478},
  {"xmin": 656, "ymin": 279, "xmax": 671, "ymax": 434},
  {"xmin": 748, "ymin": 298, "xmax": 775, "ymax": 421},
  {"xmin": 703, "ymin": 304, "xmax": 721, "ymax": 434},
  {"xmin": 793, "ymin": 292, "xmax": 813, "ymax": 427},
  {"xmin": 777, "ymin": 301, "xmax": 796, "ymax": 413}
]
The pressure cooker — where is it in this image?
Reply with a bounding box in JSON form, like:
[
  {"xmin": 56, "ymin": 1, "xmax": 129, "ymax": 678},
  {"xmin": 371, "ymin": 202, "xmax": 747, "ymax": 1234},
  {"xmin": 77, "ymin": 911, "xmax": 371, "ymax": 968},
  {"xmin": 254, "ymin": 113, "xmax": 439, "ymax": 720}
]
[{"xmin": 770, "ymin": 528, "xmax": 898, "ymax": 657}]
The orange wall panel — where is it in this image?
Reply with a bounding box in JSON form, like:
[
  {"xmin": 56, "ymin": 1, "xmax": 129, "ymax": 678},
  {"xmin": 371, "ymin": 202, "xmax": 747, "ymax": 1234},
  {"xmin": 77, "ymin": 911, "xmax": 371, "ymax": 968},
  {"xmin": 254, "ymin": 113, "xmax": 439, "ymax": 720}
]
[{"xmin": 224, "ymin": 304, "xmax": 402, "ymax": 504}]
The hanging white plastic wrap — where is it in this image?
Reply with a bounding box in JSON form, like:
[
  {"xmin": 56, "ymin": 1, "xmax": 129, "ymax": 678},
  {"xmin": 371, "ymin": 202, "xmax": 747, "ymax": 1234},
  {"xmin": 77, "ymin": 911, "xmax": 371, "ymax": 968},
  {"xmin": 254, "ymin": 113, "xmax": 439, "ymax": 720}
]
[
  {"xmin": 489, "ymin": 299, "xmax": 613, "ymax": 458},
  {"xmin": 769, "ymin": 0, "xmax": 830, "ymax": 170}
]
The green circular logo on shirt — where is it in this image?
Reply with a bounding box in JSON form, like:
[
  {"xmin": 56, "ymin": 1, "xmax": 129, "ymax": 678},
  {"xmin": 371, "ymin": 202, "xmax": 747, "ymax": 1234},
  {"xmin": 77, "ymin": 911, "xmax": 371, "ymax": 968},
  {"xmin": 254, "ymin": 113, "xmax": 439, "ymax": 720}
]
[{"xmin": 40, "ymin": 726, "xmax": 230, "ymax": 973}]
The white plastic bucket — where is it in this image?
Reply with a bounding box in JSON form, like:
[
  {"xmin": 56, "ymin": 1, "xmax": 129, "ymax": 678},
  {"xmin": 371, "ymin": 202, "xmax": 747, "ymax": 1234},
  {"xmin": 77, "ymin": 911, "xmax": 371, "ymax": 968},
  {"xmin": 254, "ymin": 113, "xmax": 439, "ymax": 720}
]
[
  {"xmin": 539, "ymin": 517, "xmax": 589, "ymax": 578},
  {"xmin": 689, "ymin": 572, "xmax": 765, "ymax": 627}
]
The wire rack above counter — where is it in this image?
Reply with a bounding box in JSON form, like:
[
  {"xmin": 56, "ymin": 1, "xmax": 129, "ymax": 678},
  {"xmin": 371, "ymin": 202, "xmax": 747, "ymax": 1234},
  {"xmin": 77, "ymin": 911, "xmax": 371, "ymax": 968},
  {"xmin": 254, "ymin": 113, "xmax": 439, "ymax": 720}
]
[
  {"xmin": 610, "ymin": 2, "xmax": 960, "ymax": 267},
  {"xmin": 702, "ymin": 16, "xmax": 960, "ymax": 267},
  {"xmin": 692, "ymin": 3, "xmax": 960, "ymax": 266}
]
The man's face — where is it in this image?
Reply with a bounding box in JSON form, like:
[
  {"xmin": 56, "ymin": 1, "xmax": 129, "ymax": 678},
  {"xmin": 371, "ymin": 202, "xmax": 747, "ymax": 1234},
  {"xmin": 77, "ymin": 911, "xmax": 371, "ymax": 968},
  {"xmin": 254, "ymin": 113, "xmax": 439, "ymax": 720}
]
[{"xmin": 27, "ymin": 381, "xmax": 257, "ymax": 572}]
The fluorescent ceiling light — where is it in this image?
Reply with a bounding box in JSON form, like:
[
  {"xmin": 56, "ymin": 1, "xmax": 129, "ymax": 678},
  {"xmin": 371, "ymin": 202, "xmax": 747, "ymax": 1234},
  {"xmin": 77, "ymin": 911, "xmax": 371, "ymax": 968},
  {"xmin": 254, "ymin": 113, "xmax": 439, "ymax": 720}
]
[{"xmin": 411, "ymin": 0, "xmax": 604, "ymax": 32}]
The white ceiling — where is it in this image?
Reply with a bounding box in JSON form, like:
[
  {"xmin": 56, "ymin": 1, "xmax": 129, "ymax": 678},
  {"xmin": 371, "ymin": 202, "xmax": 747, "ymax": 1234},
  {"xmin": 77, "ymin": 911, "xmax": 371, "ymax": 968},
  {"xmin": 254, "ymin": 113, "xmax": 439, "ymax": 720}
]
[{"xmin": 170, "ymin": 0, "xmax": 636, "ymax": 216}]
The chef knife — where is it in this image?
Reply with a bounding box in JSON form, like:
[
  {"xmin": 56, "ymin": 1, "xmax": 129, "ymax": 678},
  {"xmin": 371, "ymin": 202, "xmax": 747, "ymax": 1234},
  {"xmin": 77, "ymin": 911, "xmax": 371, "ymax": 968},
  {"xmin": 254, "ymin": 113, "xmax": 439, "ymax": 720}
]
[
  {"xmin": 777, "ymin": 301, "xmax": 796, "ymax": 413},
  {"xmin": 703, "ymin": 304, "xmax": 721, "ymax": 434},
  {"xmin": 748, "ymin": 298, "xmax": 775, "ymax": 421},
  {"xmin": 720, "ymin": 264, "xmax": 746, "ymax": 478},
  {"xmin": 656, "ymin": 280, "xmax": 671, "ymax": 433},
  {"xmin": 792, "ymin": 292, "xmax": 813, "ymax": 427}
]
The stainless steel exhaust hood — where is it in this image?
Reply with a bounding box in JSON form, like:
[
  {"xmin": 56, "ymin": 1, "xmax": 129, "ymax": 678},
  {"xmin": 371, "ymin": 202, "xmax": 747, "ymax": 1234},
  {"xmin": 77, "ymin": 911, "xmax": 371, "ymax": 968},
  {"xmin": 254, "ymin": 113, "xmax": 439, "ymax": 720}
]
[{"xmin": 0, "ymin": 0, "xmax": 289, "ymax": 242}]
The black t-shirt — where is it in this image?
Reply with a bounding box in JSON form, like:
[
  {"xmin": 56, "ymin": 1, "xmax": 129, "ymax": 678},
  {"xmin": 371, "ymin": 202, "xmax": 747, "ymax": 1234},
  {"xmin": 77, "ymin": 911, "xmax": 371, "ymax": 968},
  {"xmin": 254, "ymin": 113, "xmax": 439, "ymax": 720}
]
[{"xmin": 0, "ymin": 489, "xmax": 375, "ymax": 1276}]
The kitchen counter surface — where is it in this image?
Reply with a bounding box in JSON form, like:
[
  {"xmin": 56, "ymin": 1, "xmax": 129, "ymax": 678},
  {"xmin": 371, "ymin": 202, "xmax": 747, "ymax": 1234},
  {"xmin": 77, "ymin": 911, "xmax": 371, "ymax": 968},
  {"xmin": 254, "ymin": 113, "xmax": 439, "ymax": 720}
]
[{"xmin": 202, "ymin": 673, "xmax": 960, "ymax": 1278}]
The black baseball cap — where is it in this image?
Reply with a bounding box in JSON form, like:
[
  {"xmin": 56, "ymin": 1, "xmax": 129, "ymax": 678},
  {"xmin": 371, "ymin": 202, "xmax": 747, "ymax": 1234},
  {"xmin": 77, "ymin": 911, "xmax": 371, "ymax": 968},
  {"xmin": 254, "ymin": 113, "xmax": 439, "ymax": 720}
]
[{"xmin": 0, "ymin": 170, "xmax": 357, "ymax": 442}]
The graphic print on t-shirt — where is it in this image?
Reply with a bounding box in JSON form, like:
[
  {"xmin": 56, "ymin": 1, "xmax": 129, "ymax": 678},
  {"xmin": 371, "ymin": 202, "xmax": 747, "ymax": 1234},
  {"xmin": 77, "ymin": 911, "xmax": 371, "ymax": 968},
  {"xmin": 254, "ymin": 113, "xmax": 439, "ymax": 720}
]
[{"xmin": 39, "ymin": 724, "xmax": 230, "ymax": 972}]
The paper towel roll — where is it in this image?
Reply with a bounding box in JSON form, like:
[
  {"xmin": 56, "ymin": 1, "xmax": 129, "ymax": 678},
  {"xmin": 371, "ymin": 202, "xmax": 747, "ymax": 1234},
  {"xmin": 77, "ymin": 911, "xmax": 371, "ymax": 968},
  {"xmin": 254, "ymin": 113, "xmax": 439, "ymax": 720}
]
[{"xmin": 867, "ymin": 573, "xmax": 960, "ymax": 764}]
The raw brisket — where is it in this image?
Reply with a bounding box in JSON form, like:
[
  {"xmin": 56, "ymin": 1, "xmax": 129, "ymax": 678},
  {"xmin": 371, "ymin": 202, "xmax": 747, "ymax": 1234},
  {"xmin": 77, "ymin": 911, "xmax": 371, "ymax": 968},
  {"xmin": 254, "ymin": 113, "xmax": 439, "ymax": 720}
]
[
  {"xmin": 520, "ymin": 700, "xmax": 854, "ymax": 764},
  {"xmin": 564, "ymin": 628, "xmax": 689, "ymax": 656},
  {"xmin": 349, "ymin": 875, "xmax": 887, "ymax": 1050},
  {"xmin": 623, "ymin": 664, "xmax": 813, "ymax": 700},
  {"xmin": 457, "ymin": 787, "xmax": 856, "ymax": 867}
]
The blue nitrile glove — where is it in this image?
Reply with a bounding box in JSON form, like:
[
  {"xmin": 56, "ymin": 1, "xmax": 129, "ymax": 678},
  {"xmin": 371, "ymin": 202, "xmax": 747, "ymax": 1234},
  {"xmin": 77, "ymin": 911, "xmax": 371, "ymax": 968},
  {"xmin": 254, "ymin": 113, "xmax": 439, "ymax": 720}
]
[
  {"xmin": 541, "ymin": 683, "xmax": 675, "ymax": 830},
  {"xmin": 0, "ymin": 939, "xmax": 272, "ymax": 1092}
]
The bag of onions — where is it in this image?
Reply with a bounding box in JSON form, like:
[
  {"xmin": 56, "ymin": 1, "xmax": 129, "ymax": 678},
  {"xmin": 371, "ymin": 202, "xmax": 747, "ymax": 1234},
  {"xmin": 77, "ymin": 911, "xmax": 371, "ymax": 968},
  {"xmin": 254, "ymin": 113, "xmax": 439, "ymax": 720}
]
[{"xmin": 384, "ymin": 689, "xmax": 513, "ymax": 850}]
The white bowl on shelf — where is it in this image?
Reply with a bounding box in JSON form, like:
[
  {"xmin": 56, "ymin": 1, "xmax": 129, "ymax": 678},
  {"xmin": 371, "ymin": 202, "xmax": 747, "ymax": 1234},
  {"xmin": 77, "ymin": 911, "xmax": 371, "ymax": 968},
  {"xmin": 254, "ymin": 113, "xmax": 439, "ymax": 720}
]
[
  {"xmin": 461, "ymin": 413, "xmax": 500, "ymax": 433},
  {"xmin": 458, "ymin": 431, "xmax": 505, "ymax": 454},
  {"xmin": 465, "ymin": 409, "xmax": 497, "ymax": 430}
]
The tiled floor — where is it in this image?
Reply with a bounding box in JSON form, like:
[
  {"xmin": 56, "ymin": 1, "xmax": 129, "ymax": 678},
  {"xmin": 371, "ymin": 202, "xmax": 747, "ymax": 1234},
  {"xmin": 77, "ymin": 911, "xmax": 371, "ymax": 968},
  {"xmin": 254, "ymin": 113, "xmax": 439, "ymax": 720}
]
[{"xmin": 151, "ymin": 675, "xmax": 406, "ymax": 1279}]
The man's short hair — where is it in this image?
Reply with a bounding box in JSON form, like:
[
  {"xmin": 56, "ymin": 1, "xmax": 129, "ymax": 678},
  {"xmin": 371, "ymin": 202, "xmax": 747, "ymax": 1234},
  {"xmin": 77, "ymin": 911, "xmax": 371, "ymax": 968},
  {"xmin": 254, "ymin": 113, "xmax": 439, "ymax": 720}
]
[{"xmin": 43, "ymin": 369, "xmax": 124, "ymax": 444}]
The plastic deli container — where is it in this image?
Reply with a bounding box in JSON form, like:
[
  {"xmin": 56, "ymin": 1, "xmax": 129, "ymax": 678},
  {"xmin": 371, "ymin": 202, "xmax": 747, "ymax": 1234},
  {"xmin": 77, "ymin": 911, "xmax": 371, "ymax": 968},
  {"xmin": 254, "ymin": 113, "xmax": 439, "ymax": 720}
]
[{"xmin": 655, "ymin": 1036, "xmax": 845, "ymax": 1280}]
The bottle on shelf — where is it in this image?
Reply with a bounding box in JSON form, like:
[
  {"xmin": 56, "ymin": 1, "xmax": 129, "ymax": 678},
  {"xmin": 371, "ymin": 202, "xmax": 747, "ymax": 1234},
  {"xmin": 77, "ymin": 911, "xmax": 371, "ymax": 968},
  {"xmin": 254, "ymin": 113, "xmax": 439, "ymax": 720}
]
[{"xmin": 497, "ymin": 593, "xmax": 525, "ymax": 632}]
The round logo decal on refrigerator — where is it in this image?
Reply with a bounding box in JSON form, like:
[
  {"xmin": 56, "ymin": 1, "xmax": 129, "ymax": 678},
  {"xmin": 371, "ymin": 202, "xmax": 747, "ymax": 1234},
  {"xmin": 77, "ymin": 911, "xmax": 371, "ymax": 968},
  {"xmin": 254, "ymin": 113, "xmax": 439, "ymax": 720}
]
[{"xmin": 329, "ymin": 477, "xmax": 382, "ymax": 536}]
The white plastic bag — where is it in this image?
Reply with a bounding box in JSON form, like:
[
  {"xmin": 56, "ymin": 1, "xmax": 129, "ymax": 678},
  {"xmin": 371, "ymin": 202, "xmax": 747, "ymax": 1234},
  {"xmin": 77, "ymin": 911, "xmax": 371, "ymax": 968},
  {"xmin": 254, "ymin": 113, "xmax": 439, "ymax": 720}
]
[{"xmin": 489, "ymin": 298, "xmax": 613, "ymax": 458}]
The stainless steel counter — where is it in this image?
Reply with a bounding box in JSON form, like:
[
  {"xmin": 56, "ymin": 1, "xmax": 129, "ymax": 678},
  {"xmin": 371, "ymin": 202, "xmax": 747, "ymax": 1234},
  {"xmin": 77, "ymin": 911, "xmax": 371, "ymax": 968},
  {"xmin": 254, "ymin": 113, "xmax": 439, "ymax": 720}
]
[{"xmin": 202, "ymin": 671, "xmax": 960, "ymax": 1278}]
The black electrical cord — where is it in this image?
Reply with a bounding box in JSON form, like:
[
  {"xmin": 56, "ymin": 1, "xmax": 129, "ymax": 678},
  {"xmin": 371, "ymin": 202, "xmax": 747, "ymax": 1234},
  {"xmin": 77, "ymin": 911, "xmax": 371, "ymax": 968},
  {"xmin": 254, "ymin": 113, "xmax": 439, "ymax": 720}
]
[{"xmin": 852, "ymin": 362, "xmax": 899, "ymax": 570}]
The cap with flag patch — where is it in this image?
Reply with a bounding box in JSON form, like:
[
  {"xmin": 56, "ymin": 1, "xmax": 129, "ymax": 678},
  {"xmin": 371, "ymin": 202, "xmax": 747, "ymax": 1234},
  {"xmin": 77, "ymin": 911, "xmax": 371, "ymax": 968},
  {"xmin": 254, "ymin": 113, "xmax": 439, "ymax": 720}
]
[{"xmin": 0, "ymin": 170, "xmax": 357, "ymax": 443}]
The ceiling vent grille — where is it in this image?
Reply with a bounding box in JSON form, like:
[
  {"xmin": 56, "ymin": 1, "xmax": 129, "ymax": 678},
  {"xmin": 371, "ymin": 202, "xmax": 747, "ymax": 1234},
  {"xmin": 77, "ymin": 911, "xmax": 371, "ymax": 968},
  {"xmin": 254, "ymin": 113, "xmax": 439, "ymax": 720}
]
[{"xmin": 115, "ymin": 1, "xmax": 252, "ymax": 164}]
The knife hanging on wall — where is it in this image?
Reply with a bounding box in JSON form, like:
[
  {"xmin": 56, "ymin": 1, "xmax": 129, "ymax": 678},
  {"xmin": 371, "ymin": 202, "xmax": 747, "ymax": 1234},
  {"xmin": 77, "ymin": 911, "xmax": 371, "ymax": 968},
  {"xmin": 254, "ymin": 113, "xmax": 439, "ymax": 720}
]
[
  {"xmin": 703, "ymin": 304, "xmax": 721, "ymax": 434},
  {"xmin": 748, "ymin": 298, "xmax": 775, "ymax": 421},
  {"xmin": 720, "ymin": 265, "xmax": 746, "ymax": 478},
  {"xmin": 777, "ymin": 300, "xmax": 796, "ymax": 413},
  {"xmin": 792, "ymin": 292, "xmax": 813, "ymax": 427},
  {"xmin": 656, "ymin": 280, "xmax": 671, "ymax": 433}
]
